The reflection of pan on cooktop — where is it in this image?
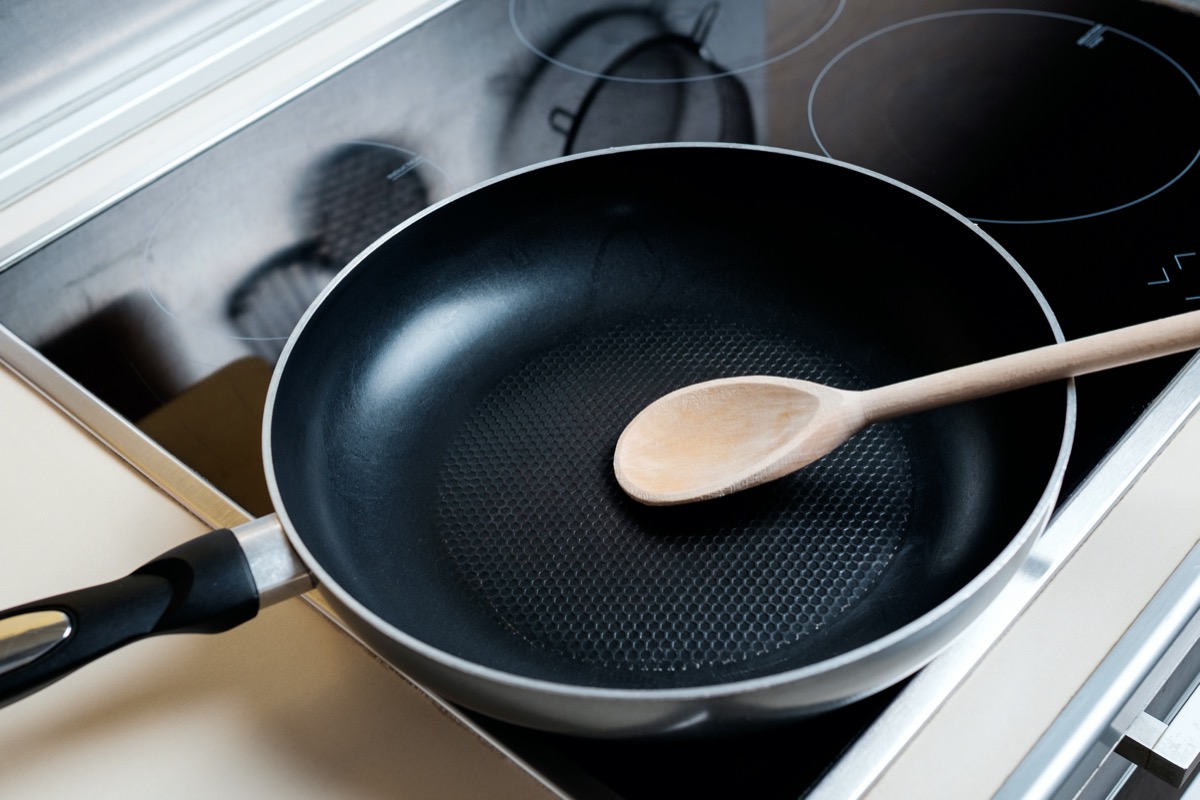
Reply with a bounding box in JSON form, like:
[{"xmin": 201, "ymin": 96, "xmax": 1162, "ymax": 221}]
[
  {"xmin": 229, "ymin": 142, "xmax": 432, "ymax": 361},
  {"xmin": 228, "ymin": 241, "xmax": 334, "ymax": 362},
  {"xmin": 548, "ymin": 4, "xmax": 755, "ymax": 153},
  {"xmin": 303, "ymin": 142, "xmax": 431, "ymax": 267},
  {"xmin": 807, "ymin": 10, "xmax": 1200, "ymax": 224},
  {"xmin": 496, "ymin": 4, "xmax": 758, "ymax": 169},
  {"xmin": 510, "ymin": 0, "xmax": 845, "ymax": 78}
]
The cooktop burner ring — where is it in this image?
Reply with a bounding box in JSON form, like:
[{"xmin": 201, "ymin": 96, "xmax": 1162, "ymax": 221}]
[
  {"xmin": 508, "ymin": 0, "xmax": 845, "ymax": 83},
  {"xmin": 806, "ymin": 8, "xmax": 1200, "ymax": 225},
  {"xmin": 140, "ymin": 140, "xmax": 449, "ymax": 361}
]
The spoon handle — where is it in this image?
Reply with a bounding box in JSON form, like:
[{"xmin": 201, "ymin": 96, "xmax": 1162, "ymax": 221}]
[{"xmin": 861, "ymin": 309, "xmax": 1200, "ymax": 422}]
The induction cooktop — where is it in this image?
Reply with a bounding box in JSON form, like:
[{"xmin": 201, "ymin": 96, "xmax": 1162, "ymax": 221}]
[{"xmin": 1, "ymin": 1, "xmax": 1197, "ymax": 797}]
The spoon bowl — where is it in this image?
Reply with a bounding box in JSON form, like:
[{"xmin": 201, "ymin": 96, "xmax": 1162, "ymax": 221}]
[
  {"xmin": 615, "ymin": 309, "xmax": 1200, "ymax": 505},
  {"xmin": 613, "ymin": 377, "xmax": 860, "ymax": 505}
]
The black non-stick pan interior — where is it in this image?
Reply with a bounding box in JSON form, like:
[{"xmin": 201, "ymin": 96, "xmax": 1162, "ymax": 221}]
[{"xmin": 270, "ymin": 146, "xmax": 1066, "ymax": 691}]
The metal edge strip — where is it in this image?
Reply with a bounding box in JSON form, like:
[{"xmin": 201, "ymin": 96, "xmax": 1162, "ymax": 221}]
[{"xmin": 809, "ymin": 352, "xmax": 1200, "ymax": 799}]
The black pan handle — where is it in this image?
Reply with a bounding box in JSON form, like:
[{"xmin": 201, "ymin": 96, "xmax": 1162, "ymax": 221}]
[{"xmin": 0, "ymin": 528, "xmax": 260, "ymax": 707}]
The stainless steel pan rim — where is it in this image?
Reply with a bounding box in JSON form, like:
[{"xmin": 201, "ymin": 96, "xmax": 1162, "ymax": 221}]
[{"xmin": 261, "ymin": 142, "xmax": 1075, "ymax": 721}]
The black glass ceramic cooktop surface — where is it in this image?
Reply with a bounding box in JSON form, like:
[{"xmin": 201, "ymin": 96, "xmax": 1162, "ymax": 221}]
[{"xmin": 1, "ymin": 0, "xmax": 1197, "ymax": 797}]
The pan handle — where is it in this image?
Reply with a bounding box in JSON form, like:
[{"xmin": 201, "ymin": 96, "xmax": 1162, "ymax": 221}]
[{"xmin": 0, "ymin": 527, "xmax": 270, "ymax": 707}]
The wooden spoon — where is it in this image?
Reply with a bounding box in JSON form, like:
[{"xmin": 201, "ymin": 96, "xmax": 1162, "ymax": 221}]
[{"xmin": 614, "ymin": 309, "xmax": 1200, "ymax": 506}]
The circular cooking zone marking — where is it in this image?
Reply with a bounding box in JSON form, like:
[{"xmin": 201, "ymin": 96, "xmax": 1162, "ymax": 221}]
[
  {"xmin": 142, "ymin": 141, "xmax": 445, "ymax": 357},
  {"xmin": 807, "ymin": 10, "xmax": 1200, "ymax": 224},
  {"xmin": 436, "ymin": 318, "xmax": 912, "ymax": 675},
  {"xmin": 508, "ymin": 0, "xmax": 845, "ymax": 82}
]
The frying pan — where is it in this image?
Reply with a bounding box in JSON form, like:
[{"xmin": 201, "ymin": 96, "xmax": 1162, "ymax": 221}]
[{"xmin": 0, "ymin": 144, "xmax": 1073, "ymax": 737}]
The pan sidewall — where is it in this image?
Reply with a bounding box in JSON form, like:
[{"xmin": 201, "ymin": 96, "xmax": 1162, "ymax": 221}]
[{"xmin": 262, "ymin": 142, "xmax": 1074, "ymax": 737}]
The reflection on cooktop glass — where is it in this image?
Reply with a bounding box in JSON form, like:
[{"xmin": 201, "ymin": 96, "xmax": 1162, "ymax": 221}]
[{"xmin": 509, "ymin": 0, "xmax": 846, "ymax": 80}]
